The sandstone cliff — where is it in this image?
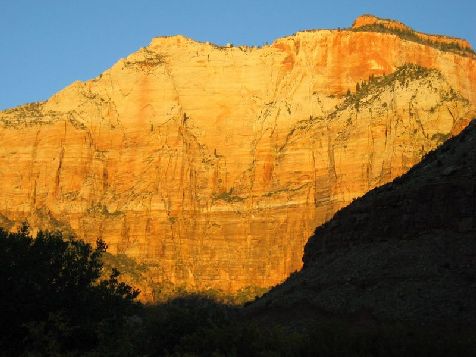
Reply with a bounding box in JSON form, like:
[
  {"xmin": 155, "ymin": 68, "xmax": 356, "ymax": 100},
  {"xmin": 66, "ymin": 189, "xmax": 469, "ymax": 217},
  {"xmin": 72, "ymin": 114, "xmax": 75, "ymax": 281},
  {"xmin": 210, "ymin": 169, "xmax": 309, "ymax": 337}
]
[
  {"xmin": 249, "ymin": 119, "xmax": 476, "ymax": 323},
  {"xmin": 352, "ymin": 14, "xmax": 473, "ymax": 52},
  {"xmin": 0, "ymin": 16, "xmax": 475, "ymax": 300}
]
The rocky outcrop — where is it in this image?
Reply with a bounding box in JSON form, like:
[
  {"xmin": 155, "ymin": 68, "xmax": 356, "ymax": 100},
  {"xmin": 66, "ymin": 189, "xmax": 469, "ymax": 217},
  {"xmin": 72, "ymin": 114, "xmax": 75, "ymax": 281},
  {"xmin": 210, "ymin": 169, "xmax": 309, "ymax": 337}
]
[
  {"xmin": 0, "ymin": 16, "xmax": 475, "ymax": 300},
  {"xmin": 352, "ymin": 14, "xmax": 473, "ymax": 52},
  {"xmin": 249, "ymin": 120, "xmax": 476, "ymax": 323}
]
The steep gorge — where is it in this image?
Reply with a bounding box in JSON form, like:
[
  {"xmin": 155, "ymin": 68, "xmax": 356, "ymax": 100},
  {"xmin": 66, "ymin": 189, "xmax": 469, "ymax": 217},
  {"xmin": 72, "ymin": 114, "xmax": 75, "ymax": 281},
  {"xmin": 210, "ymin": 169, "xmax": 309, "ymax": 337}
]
[{"xmin": 0, "ymin": 15, "xmax": 475, "ymax": 300}]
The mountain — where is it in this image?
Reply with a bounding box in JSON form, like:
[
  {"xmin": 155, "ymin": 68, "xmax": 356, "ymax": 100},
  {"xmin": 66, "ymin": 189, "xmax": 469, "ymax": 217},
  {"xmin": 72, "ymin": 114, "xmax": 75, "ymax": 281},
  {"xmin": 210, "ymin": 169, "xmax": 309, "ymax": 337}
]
[
  {"xmin": 248, "ymin": 119, "xmax": 476, "ymax": 323},
  {"xmin": 0, "ymin": 15, "xmax": 475, "ymax": 300}
]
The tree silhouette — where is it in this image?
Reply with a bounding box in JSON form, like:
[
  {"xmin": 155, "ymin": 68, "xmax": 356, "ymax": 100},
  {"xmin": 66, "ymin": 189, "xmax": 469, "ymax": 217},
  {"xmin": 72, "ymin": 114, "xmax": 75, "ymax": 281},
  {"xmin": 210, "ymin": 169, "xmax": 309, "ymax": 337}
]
[{"xmin": 0, "ymin": 223, "xmax": 139, "ymax": 354}]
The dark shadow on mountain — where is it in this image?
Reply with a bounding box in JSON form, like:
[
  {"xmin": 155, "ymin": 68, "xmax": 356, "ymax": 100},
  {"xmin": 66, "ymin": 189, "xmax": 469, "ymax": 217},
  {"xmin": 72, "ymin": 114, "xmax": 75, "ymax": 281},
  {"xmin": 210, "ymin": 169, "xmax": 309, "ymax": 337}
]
[
  {"xmin": 2, "ymin": 120, "xmax": 475, "ymax": 356},
  {"xmin": 247, "ymin": 119, "xmax": 475, "ymax": 331}
]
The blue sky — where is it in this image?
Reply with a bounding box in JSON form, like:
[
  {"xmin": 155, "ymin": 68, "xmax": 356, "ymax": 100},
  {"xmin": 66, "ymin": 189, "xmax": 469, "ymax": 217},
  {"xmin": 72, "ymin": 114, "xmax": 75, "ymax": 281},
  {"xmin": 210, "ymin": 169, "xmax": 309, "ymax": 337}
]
[{"xmin": 1, "ymin": 0, "xmax": 475, "ymax": 110}]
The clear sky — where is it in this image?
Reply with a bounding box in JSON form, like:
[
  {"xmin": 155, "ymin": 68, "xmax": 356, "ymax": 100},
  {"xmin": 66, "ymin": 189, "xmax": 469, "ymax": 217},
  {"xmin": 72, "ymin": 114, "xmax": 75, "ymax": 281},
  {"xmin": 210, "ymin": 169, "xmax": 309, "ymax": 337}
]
[{"xmin": 1, "ymin": 0, "xmax": 475, "ymax": 110}]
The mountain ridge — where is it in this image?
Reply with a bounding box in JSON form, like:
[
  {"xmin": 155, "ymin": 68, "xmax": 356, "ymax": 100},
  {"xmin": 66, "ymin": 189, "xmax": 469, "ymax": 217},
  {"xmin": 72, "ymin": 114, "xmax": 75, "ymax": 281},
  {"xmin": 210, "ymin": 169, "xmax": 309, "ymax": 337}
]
[
  {"xmin": 0, "ymin": 15, "xmax": 475, "ymax": 300},
  {"xmin": 249, "ymin": 119, "xmax": 475, "ymax": 323},
  {"xmin": 352, "ymin": 14, "xmax": 473, "ymax": 53}
]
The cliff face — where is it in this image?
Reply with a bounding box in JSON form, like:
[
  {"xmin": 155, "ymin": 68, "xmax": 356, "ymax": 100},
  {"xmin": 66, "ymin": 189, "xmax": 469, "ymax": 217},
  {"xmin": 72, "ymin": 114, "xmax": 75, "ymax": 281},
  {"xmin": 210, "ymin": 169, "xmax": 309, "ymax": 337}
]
[
  {"xmin": 352, "ymin": 14, "xmax": 473, "ymax": 51},
  {"xmin": 0, "ymin": 17, "xmax": 475, "ymax": 300},
  {"xmin": 249, "ymin": 120, "xmax": 476, "ymax": 323}
]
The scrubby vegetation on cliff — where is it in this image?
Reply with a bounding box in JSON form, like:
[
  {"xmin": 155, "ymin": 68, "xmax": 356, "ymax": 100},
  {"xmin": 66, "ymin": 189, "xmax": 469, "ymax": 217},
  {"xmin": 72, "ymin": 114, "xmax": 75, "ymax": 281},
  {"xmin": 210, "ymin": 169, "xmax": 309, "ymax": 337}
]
[
  {"xmin": 123, "ymin": 47, "xmax": 166, "ymax": 71},
  {"xmin": 351, "ymin": 23, "xmax": 476, "ymax": 57},
  {"xmin": 280, "ymin": 63, "xmax": 465, "ymax": 152},
  {"xmin": 335, "ymin": 63, "xmax": 441, "ymax": 113}
]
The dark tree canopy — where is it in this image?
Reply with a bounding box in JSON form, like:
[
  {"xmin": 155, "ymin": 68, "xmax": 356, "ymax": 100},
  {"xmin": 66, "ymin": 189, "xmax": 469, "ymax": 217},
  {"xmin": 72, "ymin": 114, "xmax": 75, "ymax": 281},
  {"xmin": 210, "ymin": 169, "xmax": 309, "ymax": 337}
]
[{"xmin": 0, "ymin": 223, "xmax": 139, "ymax": 355}]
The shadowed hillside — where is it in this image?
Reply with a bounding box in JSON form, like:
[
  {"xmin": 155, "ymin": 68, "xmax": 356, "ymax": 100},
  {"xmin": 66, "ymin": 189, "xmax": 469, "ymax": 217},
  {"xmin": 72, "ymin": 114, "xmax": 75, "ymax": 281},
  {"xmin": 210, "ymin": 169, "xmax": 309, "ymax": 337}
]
[
  {"xmin": 249, "ymin": 119, "xmax": 476, "ymax": 324},
  {"xmin": 2, "ymin": 114, "xmax": 475, "ymax": 357}
]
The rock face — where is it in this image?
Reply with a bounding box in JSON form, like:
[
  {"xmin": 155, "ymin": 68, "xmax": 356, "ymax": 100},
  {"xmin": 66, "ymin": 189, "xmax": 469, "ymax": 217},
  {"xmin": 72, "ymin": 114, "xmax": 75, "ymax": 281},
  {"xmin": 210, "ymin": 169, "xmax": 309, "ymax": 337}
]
[
  {"xmin": 249, "ymin": 120, "xmax": 476, "ymax": 323},
  {"xmin": 0, "ymin": 16, "xmax": 475, "ymax": 299},
  {"xmin": 352, "ymin": 14, "xmax": 473, "ymax": 51}
]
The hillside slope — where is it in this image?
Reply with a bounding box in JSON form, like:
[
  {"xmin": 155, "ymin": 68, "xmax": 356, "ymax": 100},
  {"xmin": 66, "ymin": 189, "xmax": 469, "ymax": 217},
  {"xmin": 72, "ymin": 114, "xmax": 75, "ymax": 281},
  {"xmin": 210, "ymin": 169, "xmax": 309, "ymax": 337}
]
[{"xmin": 250, "ymin": 120, "xmax": 476, "ymax": 323}]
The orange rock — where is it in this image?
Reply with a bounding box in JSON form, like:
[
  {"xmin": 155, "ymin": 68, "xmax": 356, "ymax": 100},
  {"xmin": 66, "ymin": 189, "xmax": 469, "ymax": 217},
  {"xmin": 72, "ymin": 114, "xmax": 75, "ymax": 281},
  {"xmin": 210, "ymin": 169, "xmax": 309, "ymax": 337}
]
[
  {"xmin": 353, "ymin": 14, "xmax": 473, "ymax": 51},
  {"xmin": 0, "ymin": 17, "xmax": 475, "ymax": 300}
]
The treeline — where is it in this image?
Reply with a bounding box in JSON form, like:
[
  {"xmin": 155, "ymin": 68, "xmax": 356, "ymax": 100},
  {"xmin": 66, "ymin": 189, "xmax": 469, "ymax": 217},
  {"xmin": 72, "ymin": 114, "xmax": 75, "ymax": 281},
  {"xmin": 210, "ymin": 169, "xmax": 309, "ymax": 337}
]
[
  {"xmin": 351, "ymin": 23, "xmax": 475, "ymax": 57},
  {"xmin": 0, "ymin": 224, "xmax": 139, "ymax": 355},
  {"xmin": 1, "ymin": 226, "xmax": 475, "ymax": 356}
]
